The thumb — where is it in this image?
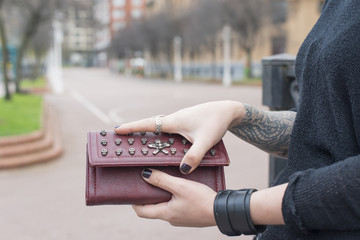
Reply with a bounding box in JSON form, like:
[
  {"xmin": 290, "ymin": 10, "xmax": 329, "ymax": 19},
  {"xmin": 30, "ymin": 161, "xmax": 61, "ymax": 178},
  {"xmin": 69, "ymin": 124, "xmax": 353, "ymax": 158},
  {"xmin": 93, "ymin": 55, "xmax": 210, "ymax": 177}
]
[{"xmin": 180, "ymin": 140, "xmax": 212, "ymax": 174}]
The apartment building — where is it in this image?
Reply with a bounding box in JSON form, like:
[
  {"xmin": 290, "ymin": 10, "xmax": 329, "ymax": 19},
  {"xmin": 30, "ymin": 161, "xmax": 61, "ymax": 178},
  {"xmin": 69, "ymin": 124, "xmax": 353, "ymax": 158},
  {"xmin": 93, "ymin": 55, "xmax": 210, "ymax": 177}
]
[
  {"xmin": 109, "ymin": 0, "xmax": 146, "ymax": 37},
  {"xmin": 93, "ymin": 0, "xmax": 111, "ymax": 66},
  {"xmin": 92, "ymin": 0, "xmax": 147, "ymax": 65},
  {"xmin": 62, "ymin": 0, "xmax": 95, "ymax": 66}
]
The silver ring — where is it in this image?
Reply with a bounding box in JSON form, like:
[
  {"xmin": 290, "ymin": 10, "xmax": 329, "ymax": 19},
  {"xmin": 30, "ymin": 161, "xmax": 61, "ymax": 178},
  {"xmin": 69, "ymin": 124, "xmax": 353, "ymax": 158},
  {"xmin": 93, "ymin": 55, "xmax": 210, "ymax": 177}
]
[{"xmin": 154, "ymin": 114, "xmax": 165, "ymax": 133}]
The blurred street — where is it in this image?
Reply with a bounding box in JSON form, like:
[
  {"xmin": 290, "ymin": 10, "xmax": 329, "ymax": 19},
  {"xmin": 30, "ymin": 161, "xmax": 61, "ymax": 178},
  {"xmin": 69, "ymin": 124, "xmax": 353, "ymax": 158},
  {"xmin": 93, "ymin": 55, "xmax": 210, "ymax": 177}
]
[{"xmin": 0, "ymin": 68, "xmax": 268, "ymax": 240}]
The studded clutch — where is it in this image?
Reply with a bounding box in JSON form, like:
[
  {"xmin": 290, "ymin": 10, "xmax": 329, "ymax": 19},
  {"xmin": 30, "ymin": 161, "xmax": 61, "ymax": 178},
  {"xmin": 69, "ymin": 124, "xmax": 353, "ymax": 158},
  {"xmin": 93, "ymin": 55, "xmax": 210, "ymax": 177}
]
[{"xmin": 86, "ymin": 130, "xmax": 230, "ymax": 205}]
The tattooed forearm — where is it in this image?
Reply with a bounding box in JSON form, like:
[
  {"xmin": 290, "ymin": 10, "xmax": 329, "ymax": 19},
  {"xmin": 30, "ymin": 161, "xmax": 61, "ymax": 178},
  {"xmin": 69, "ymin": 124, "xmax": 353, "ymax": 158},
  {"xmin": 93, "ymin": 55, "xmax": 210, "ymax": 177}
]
[{"xmin": 229, "ymin": 104, "xmax": 296, "ymax": 158}]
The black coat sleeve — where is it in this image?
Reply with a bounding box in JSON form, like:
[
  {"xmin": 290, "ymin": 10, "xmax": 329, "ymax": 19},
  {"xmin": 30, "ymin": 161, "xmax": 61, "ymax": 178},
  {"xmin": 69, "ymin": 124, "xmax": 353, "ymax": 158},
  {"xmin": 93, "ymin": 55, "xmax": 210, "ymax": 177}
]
[{"xmin": 282, "ymin": 154, "xmax": 360, "ymax": 233}]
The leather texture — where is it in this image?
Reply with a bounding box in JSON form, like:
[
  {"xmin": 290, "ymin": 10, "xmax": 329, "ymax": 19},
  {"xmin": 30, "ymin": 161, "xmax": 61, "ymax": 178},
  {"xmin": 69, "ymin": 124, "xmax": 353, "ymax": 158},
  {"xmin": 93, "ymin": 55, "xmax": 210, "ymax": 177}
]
[{"xmin": 86, "ymin": 131, "xmax": 229, "ymax": 205}]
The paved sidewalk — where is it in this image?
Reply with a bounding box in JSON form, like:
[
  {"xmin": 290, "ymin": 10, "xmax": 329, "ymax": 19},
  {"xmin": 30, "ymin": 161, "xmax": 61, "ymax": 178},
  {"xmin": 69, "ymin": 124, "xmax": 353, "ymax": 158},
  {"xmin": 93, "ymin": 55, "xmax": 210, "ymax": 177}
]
[{"xmin": 0, "ymin": 68, "xmax": 268, "ymax": 240}]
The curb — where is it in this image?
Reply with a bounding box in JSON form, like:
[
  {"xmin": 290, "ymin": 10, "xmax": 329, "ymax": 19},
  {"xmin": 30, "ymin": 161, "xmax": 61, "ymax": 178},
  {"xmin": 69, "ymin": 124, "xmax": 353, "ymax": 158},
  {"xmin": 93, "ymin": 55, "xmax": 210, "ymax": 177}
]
[{"xmin": 0, "ymin": 101, "xmax": 63, "ymax": 169}]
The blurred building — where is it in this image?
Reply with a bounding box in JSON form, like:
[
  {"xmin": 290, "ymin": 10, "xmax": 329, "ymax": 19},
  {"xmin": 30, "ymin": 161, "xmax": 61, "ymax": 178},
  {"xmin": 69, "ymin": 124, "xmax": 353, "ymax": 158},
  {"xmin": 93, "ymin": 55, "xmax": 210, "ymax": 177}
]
[
  {"xmin": 285, "ymin": 0, "xmax": 325, "ymax": 55},
  {"xmin": 109, "ymin": 0, "xmax": 146, "ymax": 37},
  {"xmin": 62, "ymin": 0, "xmax": 146, "ymax": 67},
  {"xmin": 93, "ymin": 0, "xmax": 111, "ymax": 66},
  {"xmin": 142, "ymin": 0, "xmax": 324, "ymax": 79},
  {"xmin": 252, "ymin": 0, "xmax": 325, "ymax": 58},
  {"xmin": 92, "ymin": 0, "xmax": 146, "ymax": 66},
  {"xmin": 63, "ymin": 0, "xmax": 96, "ymax": 67},
  {"xmin": 246, "ymin": 0, "xmax": 325, "ymax": 64},
  {"xmin": 145, "ymin": 0, "xmax": 199, "ymax": 17}
]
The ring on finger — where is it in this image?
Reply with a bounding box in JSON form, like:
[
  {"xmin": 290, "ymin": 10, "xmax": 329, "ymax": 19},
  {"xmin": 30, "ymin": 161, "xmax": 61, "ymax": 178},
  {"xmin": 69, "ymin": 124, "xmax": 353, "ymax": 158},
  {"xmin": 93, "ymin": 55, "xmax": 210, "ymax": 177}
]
[{"xmin": 154, "ymin": 114, "xmax": 165, "ymax": 133}]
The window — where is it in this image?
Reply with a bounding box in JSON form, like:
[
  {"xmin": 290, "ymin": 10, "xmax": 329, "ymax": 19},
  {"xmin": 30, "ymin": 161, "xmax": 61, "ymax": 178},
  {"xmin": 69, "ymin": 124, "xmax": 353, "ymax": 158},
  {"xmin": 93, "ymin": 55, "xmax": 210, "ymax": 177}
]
[
  {"xmin": 79, "ymin": 10, "xmax": 87, "ymax": 19},
  {"xmin": 131, "ymin": 0, "xmax": 142, "ymax": 6},
  {"xmin": 113, "ymin": 10, "xmax": 125, "ymax": 19},
  {"xmin": 271, "ymin": 0, "xmax": 288, "ymax": 24},
  {"xmin": 131, "ymin": 9, "xmax": 142, "ymax": 19},
  {"xmin": 113, "ymin": 0, "xmax": 125, "ymax": 7},
  {"xmin": 113, "ymin": 22, "xmax": 125, "ymax": 31},
  {"xmin": 272, "ymin": 36, "xmax": 287, "ymax": 55}
]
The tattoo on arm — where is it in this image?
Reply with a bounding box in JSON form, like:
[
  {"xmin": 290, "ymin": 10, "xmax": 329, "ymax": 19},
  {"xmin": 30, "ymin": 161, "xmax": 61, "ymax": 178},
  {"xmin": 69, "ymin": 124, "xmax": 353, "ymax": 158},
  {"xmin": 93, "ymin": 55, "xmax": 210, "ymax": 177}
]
[{"xmin": 229, "ymin": 104, "xmax": 296, "ymax": 158}]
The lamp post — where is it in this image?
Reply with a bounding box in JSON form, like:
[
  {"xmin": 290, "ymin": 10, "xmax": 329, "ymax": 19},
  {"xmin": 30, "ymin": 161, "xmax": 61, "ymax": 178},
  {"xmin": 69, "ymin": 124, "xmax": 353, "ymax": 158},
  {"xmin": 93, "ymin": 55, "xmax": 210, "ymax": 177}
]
[
  {"xmin": 222, "ymin": 25, "xmax": 232, "ymax": 87},
  {"xmin": 173, "ymin": 36, "xmax": 182, "ymax": 83},
  {"xmin": 47, "ymin": 12, "xmax": 63, "ymax": 94}
]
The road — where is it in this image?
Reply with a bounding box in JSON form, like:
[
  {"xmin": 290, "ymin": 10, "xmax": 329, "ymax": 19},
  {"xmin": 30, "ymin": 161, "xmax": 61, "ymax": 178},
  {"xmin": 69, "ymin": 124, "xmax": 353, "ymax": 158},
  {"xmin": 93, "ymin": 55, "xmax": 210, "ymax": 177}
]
[{"xmin": 0, "ymin": 68, "xmax": 268, "ymax": 240}]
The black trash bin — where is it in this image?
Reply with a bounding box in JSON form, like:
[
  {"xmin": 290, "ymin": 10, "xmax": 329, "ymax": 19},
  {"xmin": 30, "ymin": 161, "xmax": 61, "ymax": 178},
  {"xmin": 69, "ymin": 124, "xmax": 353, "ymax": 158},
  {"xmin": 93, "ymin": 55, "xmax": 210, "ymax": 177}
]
[{"xmin": 262, "ymin": 53, "xmax": 298, "ymax": 186}]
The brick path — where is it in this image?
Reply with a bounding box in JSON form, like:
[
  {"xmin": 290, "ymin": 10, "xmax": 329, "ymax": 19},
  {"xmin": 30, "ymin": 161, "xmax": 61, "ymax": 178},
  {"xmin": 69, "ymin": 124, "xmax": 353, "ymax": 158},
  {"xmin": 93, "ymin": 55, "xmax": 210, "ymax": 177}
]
[{"xmin": 0, "ymin": 68, "xmax": 268, "ymax": 240}]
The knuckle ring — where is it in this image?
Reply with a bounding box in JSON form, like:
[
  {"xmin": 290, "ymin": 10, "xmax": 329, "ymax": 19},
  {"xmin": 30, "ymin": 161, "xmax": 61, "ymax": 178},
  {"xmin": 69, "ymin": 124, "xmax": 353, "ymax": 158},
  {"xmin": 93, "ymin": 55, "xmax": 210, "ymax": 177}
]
[{"xmin": 154, "ymin": 114, "xmax": 165, "ymax": 133}]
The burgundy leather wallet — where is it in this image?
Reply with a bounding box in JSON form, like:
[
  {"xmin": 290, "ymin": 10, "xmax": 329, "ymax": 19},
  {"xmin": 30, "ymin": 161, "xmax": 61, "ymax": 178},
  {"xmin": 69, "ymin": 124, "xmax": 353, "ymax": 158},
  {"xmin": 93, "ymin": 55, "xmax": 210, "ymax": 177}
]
[{"xmin": 86, "ymin": 130, "xmax": 229, "ymax": 205}]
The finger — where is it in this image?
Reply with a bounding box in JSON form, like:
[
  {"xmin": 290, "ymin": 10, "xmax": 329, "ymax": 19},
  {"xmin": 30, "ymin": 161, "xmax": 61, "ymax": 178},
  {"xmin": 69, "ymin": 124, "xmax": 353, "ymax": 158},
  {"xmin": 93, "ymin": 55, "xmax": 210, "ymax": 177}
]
[
  {"xmin": 132, "ymin": 202, "xmax": 168, "ymax": 220},
  {"xmin": 180, "ymin": 140, "xmax": 213, "ymax": 174},
  {"xmin": 114, "ymin": 116, "xmax": 172, "ymax": 135},
  {"xmin": 141, "ymin": 168, "xmax": 184, "ymax": 195},
  {"xmin": 114, "ymin": 118, "xmax": 154, "ymax": 135}
]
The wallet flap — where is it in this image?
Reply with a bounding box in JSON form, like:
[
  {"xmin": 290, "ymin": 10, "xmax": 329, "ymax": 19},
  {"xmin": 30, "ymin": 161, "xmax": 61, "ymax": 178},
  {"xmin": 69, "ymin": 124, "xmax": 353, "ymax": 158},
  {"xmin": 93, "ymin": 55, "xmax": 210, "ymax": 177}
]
[{"xmin": 87, "ymin": 131, "xmax": 230, "ymax": 167}]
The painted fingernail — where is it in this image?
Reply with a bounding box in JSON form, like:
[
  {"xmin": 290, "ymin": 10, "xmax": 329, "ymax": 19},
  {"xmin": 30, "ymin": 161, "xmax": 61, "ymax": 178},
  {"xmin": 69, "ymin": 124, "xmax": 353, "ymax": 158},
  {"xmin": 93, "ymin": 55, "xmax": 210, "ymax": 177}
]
[
  {"xmin": 180, "ymin": 163, "xmax": 191, "ymax": 174},
  {"xmin": 114, "ymin": 126, "xmax": 120, "ymax": 129},
  {"xmin": 142, "ymin": 169, "xmax": 152, "ymax": 179}
]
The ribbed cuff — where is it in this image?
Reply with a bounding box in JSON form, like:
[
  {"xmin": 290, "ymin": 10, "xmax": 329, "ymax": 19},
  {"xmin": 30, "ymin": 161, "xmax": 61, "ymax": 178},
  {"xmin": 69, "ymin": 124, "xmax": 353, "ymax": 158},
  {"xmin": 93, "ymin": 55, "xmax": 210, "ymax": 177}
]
[{"xmin": 282, "ymin": 170, "xmax": 313, "ymax": 235}]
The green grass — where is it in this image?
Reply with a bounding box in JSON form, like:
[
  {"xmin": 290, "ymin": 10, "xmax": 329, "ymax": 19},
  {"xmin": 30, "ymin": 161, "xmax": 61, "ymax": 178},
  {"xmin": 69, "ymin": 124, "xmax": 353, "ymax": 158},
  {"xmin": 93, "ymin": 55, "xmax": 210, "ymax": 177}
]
[
  {"xmin": 233, "ymin": 77, "xmax": 262, "ymax": 86},
  {"xmin": 0, "ymin": 94, "xmax": 43, "ymax": 136},
  {"xmin": 21, "ymin": 77, "xmax": 46, "ymax": 89},
  {"xmin": 182, "ymin": 76, "xmax": 263, "ymax": 86}
]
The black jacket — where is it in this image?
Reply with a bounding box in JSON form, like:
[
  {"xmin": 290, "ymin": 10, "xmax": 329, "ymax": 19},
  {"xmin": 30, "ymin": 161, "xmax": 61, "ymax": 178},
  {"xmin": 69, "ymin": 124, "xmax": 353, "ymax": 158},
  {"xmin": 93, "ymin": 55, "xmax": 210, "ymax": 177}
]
[{"xmin": 262, "ymin": 0, "xmax": 360, "ymax": 239}]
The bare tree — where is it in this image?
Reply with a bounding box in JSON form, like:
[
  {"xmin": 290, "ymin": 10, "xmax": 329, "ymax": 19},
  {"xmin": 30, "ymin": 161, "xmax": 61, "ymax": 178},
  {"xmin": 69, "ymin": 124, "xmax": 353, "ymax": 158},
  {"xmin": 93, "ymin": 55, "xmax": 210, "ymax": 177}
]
[
  {"xmin": 223, "ymin": 0, "xmax": 270, "ymax": 78},
  {"xmin": 144, "ymin": 11, "xmax": 181, "ymax": 71},
  {"xmin": 110, "ymin": 10, "xmax": 181, "ymax": 76},
  {"xmin": 29, "ymin": 21, "xmax": 52, "ymax": 79},
  {"xmin": 182, "ymin": 0, "xmax": 223, "ymax": 78},
  {"xmin": 110, "ymin": 0, "xmax": 275, "ymax": 80},
  {"xmin": 0, "ymin": 0, "xmax": 11, "ymax": 100},
  {"xmin": 13, "ymin": 0, "xmax": 62, "ymax": 93},
  {"xmin": 110, "ymin": 21, "xmax": 145, "ymax": 59}
]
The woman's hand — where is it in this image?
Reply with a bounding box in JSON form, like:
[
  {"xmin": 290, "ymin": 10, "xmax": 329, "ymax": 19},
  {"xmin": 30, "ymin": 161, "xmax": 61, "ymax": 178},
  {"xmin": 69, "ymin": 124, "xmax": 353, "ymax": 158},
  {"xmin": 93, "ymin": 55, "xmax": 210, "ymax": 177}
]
[
  {"xmin": 133, "ymin": 169, "xmax": 217, "ymax": 227},
  {"xmin": 133, "ymin": 169, "xmax": 287, "ymax": 228},
  {"xmin": 115, "ymin": 101, "xmax": 244, "ymax": 174}
]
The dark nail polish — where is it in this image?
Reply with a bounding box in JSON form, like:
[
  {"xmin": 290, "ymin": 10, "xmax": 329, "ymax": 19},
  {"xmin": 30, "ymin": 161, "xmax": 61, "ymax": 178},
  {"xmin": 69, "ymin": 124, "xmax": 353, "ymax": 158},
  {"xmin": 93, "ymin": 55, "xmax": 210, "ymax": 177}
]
[
  {"xmin": 180, "ymin": 163, "xmax": 191, "ymax": 174},
  {"xmin": 114, "ymin": 126, "xmax": 120, "ymax": 129},
  {"xmin": 142, "ymin": 169, "xmax": 152, "ymax": 179}
]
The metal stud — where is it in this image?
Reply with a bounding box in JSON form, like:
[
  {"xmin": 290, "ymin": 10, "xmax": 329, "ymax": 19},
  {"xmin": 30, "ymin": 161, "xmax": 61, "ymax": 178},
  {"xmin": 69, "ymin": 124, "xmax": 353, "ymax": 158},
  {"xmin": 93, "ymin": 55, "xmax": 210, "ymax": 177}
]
[
  {"xmin": 184, "ymin": 149, "xmax": 189, "ymax": 154},
  {"xmin": 129, "ymin": 148, "xmax": 135, "ymax": 155},
  {"xmin": 128, "ymin": 138, "xmax": 134, "ymax": 145},
  {"xmin": 141, "ymin": 138, "xmax": 148, "ymax": 145},
  {"xmin": 210, "ymin": 149, "xmax": 216, "ymax": 156},
  {"xmin": 101, "ymin": 139, "xmax": 107, "ymax": 146},
  {"xmin": 182, "ymin": 138, "xmax": 188, "ymax": 145},
  {"xmin": 148, "ymin": 139, "xmax": 170, "ymax": 155},
  {"xmin": 170, "ymin": 148, "xmax": 176, "ymax": 155},
  {"xmin": 142, "ymin": 148, "xmax": 148, "ymax": 155},
  {"xmin": 101, "ymin": 149, "xmax": 108, "ymax": 156},
  {"xmin": 115, "ymin": 148, "xmax": 122, "ymax": 156},
  {"xmin": 115, "ymin": 138, "xmax": 122, "ymax": 146},
  {"xmin": 140, "ymin": 131, "xmax": 146, "ymax": 136},
  {"xmin": 100, "ymin": 130, "xmax": 106, "ymax": 136},
  {"xmin": 169, "ymin": 138, "xmax": 174, "ymax": 145}
]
